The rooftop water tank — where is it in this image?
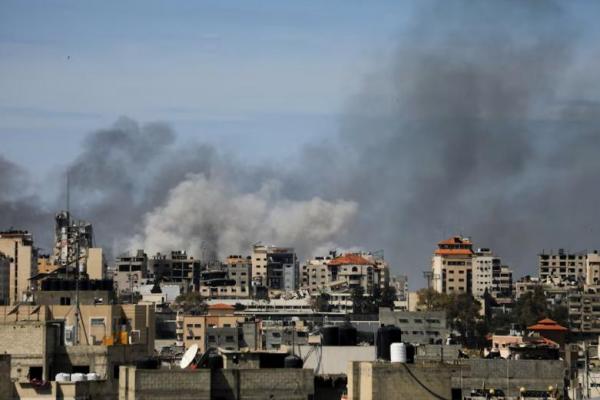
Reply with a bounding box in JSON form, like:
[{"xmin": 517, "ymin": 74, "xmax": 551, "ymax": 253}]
[
  {"xmin": 71, "ymin": 373, "xmax": 87, "ymax": 382},
  {"xmin": 284, "ymin": 354, "xmax": 304, "ymax": 369},
  {"xmin": 338, "ymin": 324, "xmax": 357, "ymax": 346},
  {"xmin": 390, "ymin": 342, "xmax": 407, "ymax": 363},
  {"xmin": 376, "ymin": 325, "xmax": 402, "ymax": 361},
  {"xmin": 55, "ymin": 373, "xmax": 70, "ymax": 382},
  {"xmin": 322, "ymin": 326, "xmax": 340, "ymax": 346}
]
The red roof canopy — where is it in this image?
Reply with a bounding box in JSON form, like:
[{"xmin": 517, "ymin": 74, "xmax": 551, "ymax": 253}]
[
  {"xmin": 527, "ymin": 318, "xmax": 567, "ymax": 332},
  {"xmin": 328, "ymin": 254, "xmax": 374, "ymax": 266}
]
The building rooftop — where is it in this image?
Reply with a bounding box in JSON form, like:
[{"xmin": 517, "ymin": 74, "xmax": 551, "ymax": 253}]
[
  {"xmin": 328, "ymin": 254, "xmax": 374, "ymax": 266},
  {"xmin": 527, "ymin": 318, "xmax": 568, "ymax": 332}
]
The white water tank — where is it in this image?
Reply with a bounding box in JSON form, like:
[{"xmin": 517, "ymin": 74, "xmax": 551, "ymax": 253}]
[
  {"xmin": 71, "ymin": 373, "xmax": 87, "ymax": 382},
  {"xmin": 390, "ymin": 342, "xmax": 407, "ymax": 363},
  {"xmin": 55, "ymin": 373, "xmax": 71, "ymax": 382},
  {"xmin": 86, "ymin": 373, "xmax": 99, "ymax": 381}
]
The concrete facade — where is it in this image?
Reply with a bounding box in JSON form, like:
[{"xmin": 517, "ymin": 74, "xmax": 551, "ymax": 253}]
[
  {"xmin": 539, "ymin": 249, "xmax": 586, "ymax": 284},
  {"xmin": 119, "ymin": 366, "xmax": 315, "ymax": 400},
  {"xmin": 347, "ymin": 361, "xmax": 459, "ymax": 400},
  {"xmin": 431, "ymin": 236, "xmax": 473, "ymax": 294},
  {"xmin": 0, "ymin": 230, "xmax": 37, "ymax": 305},
  {"xmin": 379, "ymin": 309, "xmax": 448, "ymax": 344}
]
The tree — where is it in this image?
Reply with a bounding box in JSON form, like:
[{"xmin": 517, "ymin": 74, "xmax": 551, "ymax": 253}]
[
  {"xmin": 416, "ymin": 288, "xmax": 450, "ymax": 311},
  {"xmin": 175, "ymin": 292, "xmax": 207, "ymax": 314},
  {"xmin": 313, "ymin": 292, "xmax": 331, "ymax": 312},
  {"xmin": 378, "ymin": 286, "xmax": 397, "ymax": 309},
  {"xmin": 445, "ymin": 293, "xmax": 482, "ymax": 343},
  {"xmin": 511, "ymin": 286, "xmax": 548, "ymax": 327}
]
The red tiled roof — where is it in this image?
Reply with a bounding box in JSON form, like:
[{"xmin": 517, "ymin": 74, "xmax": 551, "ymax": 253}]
[
  {"xmin": 438, "ymin": 236, "xmax": 471, "ymax": 245},
  {"xmin": 434, "ymin": 249, "xmax": 473, "ymax": 256},
  {"xmin": 208, "ymin": 303, "xmax": 235, "ymax": 310},
  {"xmin": 527, "ymin": 318, "xmax": 567, "ymax": 332},
  {"xmin": 328, "ymin": 254, "xmax": 374, "ymax": 266}
]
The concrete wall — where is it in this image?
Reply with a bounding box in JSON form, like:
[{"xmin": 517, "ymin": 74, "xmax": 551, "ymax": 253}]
[
  {"xmin": 452, "ymin": 359, "xmax": 567, "ymax": 397},
  {"xmin": 347, "ymin": 361, "xmax": 461, "ymax": 400},
  {"xmin": 297, "ymin": 345, "xmax": 375, "ymax": 375},
  {"xmin": 119, "ymin": 366, "xmax": 314, "ymax": 400}
]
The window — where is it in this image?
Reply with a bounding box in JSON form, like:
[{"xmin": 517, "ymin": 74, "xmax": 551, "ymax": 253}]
[
  {"xmin": 194, "ymin": 324, "xmax": 201, "ymax": 328},
  {"xmin": 413, "ymin": 319, "xmax": 422, "ymax": 323},
  {"xmin": 208, "ymin": 335, "xmax": 216, "ymax": 342},
  {"xmin": 223, "ymin": 324, "xmax": 231, "ymax": 328},
  {"xmin": 225, "ymin": 336, "xmax": 234, "ymax": 342},
  {"xmin": 91, "ymin": 318, "xmax": 105, "ymax": 326},
  {"xmin": 398, "ymin": 319, "xmax": 409, "ymax": 323}
]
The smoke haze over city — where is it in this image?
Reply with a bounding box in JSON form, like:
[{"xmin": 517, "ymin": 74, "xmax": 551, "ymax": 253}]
[{"xmin": 2, "ymin": 1, "xmax": 600, "ymax": 284}]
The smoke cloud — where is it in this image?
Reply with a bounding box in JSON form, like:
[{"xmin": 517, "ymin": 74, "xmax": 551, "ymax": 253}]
[{"xmin": 1, "ymin": 1, "xmax": 600, "ymax": 285}]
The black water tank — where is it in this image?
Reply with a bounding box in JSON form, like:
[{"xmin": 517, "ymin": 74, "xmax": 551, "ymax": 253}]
[
  {"xmin": 338, "ymin": 324, "xmax": 357, "ymax": 346},
  {"xmin": 284, "ymin": 355, "xmax": 303, "ymax": 369},
  {"xmin": 406, "ymin": 343, "xmax": 415, "ymax": 363},
  {"xmin": 207, "ymin": 354, "xmax": 223, "ymax": 369},
  {"xmin": 376, "ymin": 325, "xmax": 402, "ymax": 361},
  {"xmin": 322, "ymin": 326, "xmax": 339, "ymax": 346}
]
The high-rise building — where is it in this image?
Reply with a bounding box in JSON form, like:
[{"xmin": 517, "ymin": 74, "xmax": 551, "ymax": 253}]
[
  {"xmin": 148, "ymin": 251, "xmax": 201, "ymax": 292},
  {"xmin": 472, "ymin": 248, "xmax": 500, "ymax": 299},
  {"xmin": 0, "ymin": 230, "xmax": 37, "ymax": 304},
  {"xmin": 431, "ymin": 236, "xmax": 473, "ymax": 294},
  {"xmin": 585, "ymin": 251, "xmax": 600, "ymax": 286},
  {"xmin": 112, "ymin": 250, "xmax": 148, "ymax": 297}
]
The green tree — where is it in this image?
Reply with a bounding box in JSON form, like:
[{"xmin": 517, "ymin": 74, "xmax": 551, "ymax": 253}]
[
  {"xmin": 175, "ymin": 292, "xmax": 207, "ymax": 314},
  {"xmin": 511, "ymin": 286, "xmax": 548, "ymax": 327},
  {"xmin": 378, "ymin": 286, "xmax": 397, "ymax": 308},
  {"xmin": 313, "ymin": 292, "xmax": 331, "ymax": 312},
  {"xmin": 416, "ymin": 288, "xmax": 450, "ymax": 311},
  {"xmin": 445, "ymin": 293, "xmax": 482, "ymax": 343}
]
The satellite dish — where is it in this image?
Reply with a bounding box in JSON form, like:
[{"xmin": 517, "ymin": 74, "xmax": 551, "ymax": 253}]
[{"xmin": 180, "ymin": 344, "xmax": 199, "ymax": 369}]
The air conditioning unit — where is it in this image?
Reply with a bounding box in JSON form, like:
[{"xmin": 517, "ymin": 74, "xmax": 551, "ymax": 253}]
[{"xmin": 64, "ymin": 325, "xmax": 74, "ymax": 346}]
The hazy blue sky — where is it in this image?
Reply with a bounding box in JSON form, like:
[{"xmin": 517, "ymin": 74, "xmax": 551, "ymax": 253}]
[{"xmin": 0, "ymin": 1, "xmax": 420, "ymax": 175}]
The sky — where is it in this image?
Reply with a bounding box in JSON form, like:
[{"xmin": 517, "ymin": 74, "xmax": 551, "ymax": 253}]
[
  {"xmin": 0, "ymin": 1, "xmax": 415, "ymax": 172},
  {"xmin": 3, "ymin": 1, "xmax": 600, "ymax": 286}
]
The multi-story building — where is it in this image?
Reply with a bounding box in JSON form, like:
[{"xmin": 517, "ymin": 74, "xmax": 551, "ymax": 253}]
[
  {"xmin": 251, "ymin": 245, "xmax": 299, "ymax": 292},
  {"xmin": 0, "ymin": 230, "xmax": 37, "ymax": 304},
  {"xmin": 514, "ymin": 276, "xmax": 540, "ymax": 300},
  {"xmin": 538, "ymin": 249, "xmax": 586, "ymax": 284},
  {"xmin": 112, "ymin": 250, "xmax": 148, "ymax": 297},
  {"xmin": 300, "ymin": 252, "xmax": 389, "ymax": 295},
  {"xmin": 496, "ymin": 266, "xmax": 513, "ymax": 298},
  {"xmin": 568, "ymin": 289, "xmax": 600, "ymax": 334},
  {"xmin": 199, "ymin": 256, "xmax": 252, "ymax": 299},
  {"xmin": 431, "ymin": 236, "xmax": 473, "ymax": 294},
  {"xmin": 390, "ymin": 275, "xmax": 408, "ymax": 301},
  {"xmin": 472, "ymin": 248, "xmax": 500, "ymax": 299},
  {"xmin": 179, "ymin": 304, "xmax": 256, "ymax": 353},
  {"xmin": 53, "ymin": 211, "xmax": 104, "ymax": 280},
  {"xmin": 148, "ymin": 250, "xmax": 201, "ymax": 291},
  {"xmin": 585, "ymin": 251, "xmax": 600, "ymax": 286}
]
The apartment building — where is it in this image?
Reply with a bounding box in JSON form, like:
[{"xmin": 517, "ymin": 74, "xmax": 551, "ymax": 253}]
[
  {"xmin": 586, "ymin": 251, "xmax": 600, "ymax": 286},
  {"xmin": 251, "ymin": 245, "xmax": 299, "ymax": 292},
  {"xmin": 0, "ymin": 230, "xmax": 37, "ymax": 304},
  {"xmin": 538, "ymin": 249, "xmax": 586, "ymax": 284},
  {"xmin": 0, "ymin": 303, "xmax": 155, "ymax": 381},
  {"xmin": 148, "ymin": 250, "xmax": 201, "ymax": 289},
  {"xmin": 112, "ymin": 250, "xmax": 148, "ymax": 297},
  {"xmin": 199, "ymin": 256, "xmax": 252, "ymax": 299},
  {"xmin": 431, "ymin": 236, "xmax": 473, "ymax": 294},
  {"xmin": 179, "ymin": 304, "xmax": 249, "ymax": 353},
  {"xmin": 390, "ymin": 275, "xmax": 408, "ymax": 301},
  {"xmin": 472, "ymin": 248, "xmax": 501, "ymax": 299},
  {"xmin": 568, "ymin": 289, "xmax": 600, "ymax": 334},
  {"xmin": 300, "ymin": 254, "xmax": 337, "ymax": 293},
  {"xmin": 53, "ymin": 211, "xmax": 104, "ymax": 280}
]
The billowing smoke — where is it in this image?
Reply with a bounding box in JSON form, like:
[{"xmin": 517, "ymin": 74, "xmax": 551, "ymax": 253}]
[
  {"xmin": 2, "ymin": 1, "xmax": 600, "ymax": 284},
  {"xmin": 128, "ymin": 175, "xmax": 357, "ymax": 260}
]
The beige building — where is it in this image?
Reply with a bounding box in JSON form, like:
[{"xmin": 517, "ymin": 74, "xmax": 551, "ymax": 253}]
[
  {"xmin": 301, "ymin": 252, "xmax": 389, "ymax": 294},
  {"xmin": 431, "ymin": 236, "xmax": 473, "ymax": 294},
  {"xmin": 87, "ymin": 247, "xmax": 104, "ymax": 280},
  {"xmin": 538, "ymin": 249, "xmax": 586, "ymax": 284},
  {"xmin": 179, "ymin": 304, "xmax": 246, "ymax": 353},
  {"xmin": 586, "ymin": 251, "xmax": 600, "ymax": 286},
  {"xmin": 0, "ymin": 230, "xmax": 37, "ymax": 305},
  {"xmin": 0, "ymin": 303, "xmax": 155, "ymax": 382}
]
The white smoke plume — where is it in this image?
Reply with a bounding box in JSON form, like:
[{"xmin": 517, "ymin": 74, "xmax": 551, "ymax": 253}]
[{"xmin": 129, "ymin": 174, "xmax": 358, "ymax": 260}]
